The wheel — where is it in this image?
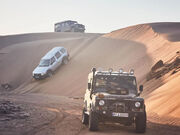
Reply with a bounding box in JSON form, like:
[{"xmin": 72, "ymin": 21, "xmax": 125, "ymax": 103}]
[
  {"xmin": 47, "ymin": 70, "xmax": 53, "ymax": 77},
  {"xmin": 135, "ymin": 111, "xmax": 146, "ymax": 133},
  {"xmin": 82, "ymin": 109, "xmax": 89, "ymax": 125},
  {"xmin": 89, "ymin": 111, "xmax": 98, "ymax": 131},
  {"xmin": 63, "ymin": 57, "xmax": 68, "ymax": 65}
]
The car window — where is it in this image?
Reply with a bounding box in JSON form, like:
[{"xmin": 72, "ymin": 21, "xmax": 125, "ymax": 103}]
[
  {"xmin": 50, "ymin": 57, "xmax": 56, "ymax": 65},
  {"xmin": 39, "ymin": 59, "xmax": 50, "ymax": 67},
  {"xmin": 55, "ymin": 51, "xmax": 61, "ymax": 59},
  {"xmin": 60, "ymin": 48, "xmax": 66, "ymax": 53}
]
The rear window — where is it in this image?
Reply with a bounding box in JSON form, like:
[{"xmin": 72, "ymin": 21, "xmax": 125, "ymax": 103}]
[{"xmin": 60, "ymin": 48, "xmax": 66, "ymax": 53}]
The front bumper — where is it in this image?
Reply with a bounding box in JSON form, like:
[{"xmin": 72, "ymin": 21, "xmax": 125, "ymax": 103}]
[
  {"xmin": 94, "ymin": 110, "xmax": 144, "ymax": 123},
  {"xmin": 33, "ymin": 73, "xmax": 47, "ymax": 79},
  {"xmin": 92, "ymin": 101, "xmax": 145, "ymax": 123}
]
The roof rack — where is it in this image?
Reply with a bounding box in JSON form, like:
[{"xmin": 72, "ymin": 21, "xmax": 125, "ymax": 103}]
[{"xmin": 93, "ymin": 68, "xmax": 135, "ymax": 76}]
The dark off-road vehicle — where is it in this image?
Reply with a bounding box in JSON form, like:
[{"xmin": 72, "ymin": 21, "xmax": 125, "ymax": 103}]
[
  {"xmin": 82, "ymin": 68, "xmax": 146, "ymax": 133},
  {"xmin": 54, "ymin": 20, "xmax": 85, "ymax": 32}
]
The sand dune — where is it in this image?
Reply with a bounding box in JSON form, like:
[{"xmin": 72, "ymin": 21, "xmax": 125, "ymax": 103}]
[
  {"xmin": 104, "ymin": 23, "xmax": 180, "ymax": 63},
  {"xmin": 0, "ymin": 33, "xmax": 100, "ymax": 90},
  {"xmin": 0, "ymin": 32, "xmax": 98, "ymax": 49},
  {"xmin": 0, "ymin": 22, "xmax": 180, "ymax": 132},
  {"xmin": 150, "ymin": 22, "xmax": 180, "ymax": 42},
  {"xmin": 0, "ymin": 30, "xmax": 153, "ymax": 96},
  {"xmin": 104, "ymin": 23, "xmax": 180, "ymax": 119}
]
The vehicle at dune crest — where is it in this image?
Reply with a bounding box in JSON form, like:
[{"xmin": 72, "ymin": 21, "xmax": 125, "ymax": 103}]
[
  {"xmin": 32, "ymin": 47, "xmax": 69, "ymax": 80},
  {"xmin": 82, "ymin": 68, "xmax": 146, "ymax": 133},
  {"xmin": 54, "ymin": 20, "xmax": 85, "ymax": 32}
]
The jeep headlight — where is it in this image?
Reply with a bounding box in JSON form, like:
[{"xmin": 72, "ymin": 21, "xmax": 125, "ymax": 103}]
[
  {"xmin": 99, "ymin": 100, "xmax": 105, "ymax": 106},
  {"xmin": 135, "ymin": 102, "xmax": 141, "ymax": 107}
]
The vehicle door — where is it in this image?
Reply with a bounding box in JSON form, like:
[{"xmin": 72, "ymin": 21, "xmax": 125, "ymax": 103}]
[
  {"xmin": 55, "ymin": 51, "xmax": 62, "ymax": 67},
  {"xmin": 60, "ymin": 48, "xmax": 66, "ymax": 62},
  {"xmin": 50, "ymin": 56, "xmax": 56, "ymax": 71}
]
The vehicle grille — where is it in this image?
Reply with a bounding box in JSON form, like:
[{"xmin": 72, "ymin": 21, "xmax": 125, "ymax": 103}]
[
  {"xmin": 108, "ymin": 101, "xmax": 130, "ymax": 112},
  {"xmin": 34, "ymin": 74, "xmax": 41, "ymax": 78}
]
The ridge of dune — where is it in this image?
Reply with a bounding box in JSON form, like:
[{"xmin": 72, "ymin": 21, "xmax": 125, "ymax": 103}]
[
  {"xmin": 105, "ymin": 22, "xmax": 180, "ymax": 41},
  {"xmin": 0, "ymin": 32, "xmax": 102, "ymax": 50},
  {"xmin": 150, "ymin": 22, "xmax": 180, "ymax": 42},
  {"xmin": 104, "ymin": 23, "xmax": 180, "ymax": 65}
]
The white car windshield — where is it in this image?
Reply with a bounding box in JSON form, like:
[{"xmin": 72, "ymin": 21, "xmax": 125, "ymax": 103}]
[{"xmin": 39, "ymin": 59, "xmax": 50, "ymax": 67}]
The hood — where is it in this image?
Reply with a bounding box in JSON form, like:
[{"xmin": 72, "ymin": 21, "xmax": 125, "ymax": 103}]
[
  {"xmin": 33, "ymin": 66, "xmax": 49, "ymax": 75},
  {"xmin": 95, "ymin": 92, "xmax": 137, "ymax": 100}
]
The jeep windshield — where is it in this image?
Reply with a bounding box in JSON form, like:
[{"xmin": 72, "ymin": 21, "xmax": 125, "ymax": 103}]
[
  {"xmin": 94, "ymin": 75, "xmax": 137, "ymax": 94},
  {"xmin": 39, "ymin": 59, "xmax": 50, "ymax": 67}
]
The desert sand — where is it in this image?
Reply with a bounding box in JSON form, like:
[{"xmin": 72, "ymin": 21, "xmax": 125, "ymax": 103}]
[{"xmin": 0, "ymin": 22, "xmax": 180, "ymax": 135}]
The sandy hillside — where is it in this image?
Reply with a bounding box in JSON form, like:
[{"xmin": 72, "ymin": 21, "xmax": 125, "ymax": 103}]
[
  {"xmin": 0, "ymin": 22, "xmax": 180, "ymax": 135},
  {"xmin": 0, "ymin": 31, "xmax": 153, "ymax": 96},
  {"xmin": 0, "ymin": 22, "xmax": 179, "ymax": 114},
  {"xmin": 104, "ymin": 22, "xmax": 180, "ymax": 119}
]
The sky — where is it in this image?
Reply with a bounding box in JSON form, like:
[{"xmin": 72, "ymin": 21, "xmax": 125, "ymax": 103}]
[{"xmin": 0, "ymin": 0, "xmax": 180, "ymax": 35}]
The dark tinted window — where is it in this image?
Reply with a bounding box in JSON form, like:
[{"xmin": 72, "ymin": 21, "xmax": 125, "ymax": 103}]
[
  {"xmin": 60, "ymin": 48, "xmax": 66, "ymax": 53},
  {"xmin": 39, "ymin": 59, "xmax": 50, "ymax": 67},
  {"xmin": 55, "ymin": 51, "xmax": 61, "ymax": 59},
  {"xmin": 50, "ymin": 57, "xmax": 56, "ymax": 65}
]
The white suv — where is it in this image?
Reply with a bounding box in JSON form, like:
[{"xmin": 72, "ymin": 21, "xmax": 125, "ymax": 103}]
[{"xmin": 32, "ymin": 47, "xmax": 69, "ymax": 79}]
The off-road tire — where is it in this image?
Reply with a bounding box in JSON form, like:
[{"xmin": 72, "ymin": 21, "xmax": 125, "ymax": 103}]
[
  {"xmin": 63, "ymin": 57, "xmax": 68, "ymax": 65},
  {"xmin": 47, "ymin": 70, "xmax": 53, "ymax": 77},
  {"xmin": 89, "ymin": 111, "xmax": 98, "ymax": 131},
  {"xmin": 82, "ymin": 109, "xmax": 89, "ymax": 125},
  {"xmin": 135, "ymin": 111, "xmax": 146, "ymax": 133}
]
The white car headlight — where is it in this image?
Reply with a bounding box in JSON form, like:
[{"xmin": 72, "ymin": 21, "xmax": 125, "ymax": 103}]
[
  {"xmin": 41, "ymin": 72, "xmax": 45, "ymax": 75},
  {"xmin": 99, "ymin": 100, "xmax": 105, "ymax": 106},
  {"xmin": 135, "ymin": 102, "xmax": 141, "ymax": 107}
]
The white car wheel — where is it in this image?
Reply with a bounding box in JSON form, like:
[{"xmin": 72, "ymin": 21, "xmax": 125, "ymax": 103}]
[
  {"xmin": 63, "ymin": 58, "xmax": 68, "ymax": 65},
  {"xmin": 47, "ymin": 70, "xmax": 53, "ymax": 77}
]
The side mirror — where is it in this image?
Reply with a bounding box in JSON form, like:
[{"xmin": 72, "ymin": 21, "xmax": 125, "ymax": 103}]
[
  {"xmin": 88, "ymin": 83, "xmax": 91, "ymax": 90},
  {"xmin": 139, "ymin": 85, "xmax": 143, "ymax": 92}
]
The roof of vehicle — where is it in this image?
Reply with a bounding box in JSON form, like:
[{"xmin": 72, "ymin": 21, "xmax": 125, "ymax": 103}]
[
  {"xmin": 89, "ymin": 71, "xmax": 135, "ymax": 77},
  {"xmin": 55, "ymin": 20, "xmax": 77, "ymax": 25},
  {"xmin": 41, "ymin": 47, "xmax": 64, "ymax": 59}
]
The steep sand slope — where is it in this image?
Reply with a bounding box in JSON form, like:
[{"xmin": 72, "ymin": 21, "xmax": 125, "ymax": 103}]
[
  {"xmin": 104, "ymin": 22, "xmax": 180, "ymax": 119},
  {"xmin": 147, "ymin": 72, "xmax": 180, "ymax": 119},
  {"xmin": 0, "ymin": 32, "xmax": 153, "ymax": 96},
  {"xmin": 0, "ymin": 33, "xmax": 101, "ymax": 90}
]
